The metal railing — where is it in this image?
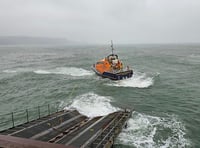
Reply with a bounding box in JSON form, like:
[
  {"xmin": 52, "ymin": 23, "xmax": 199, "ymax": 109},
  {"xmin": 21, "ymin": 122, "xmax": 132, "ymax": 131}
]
[{"xmin": 0, "ymin": 102, "xmax": 62, "ymax": 132}]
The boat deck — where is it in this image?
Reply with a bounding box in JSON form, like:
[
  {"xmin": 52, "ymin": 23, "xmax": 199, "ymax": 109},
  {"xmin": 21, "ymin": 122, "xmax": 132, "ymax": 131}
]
[{"xmin": 0, "ymin": 109, "xmax": 132, "ymax": 148}]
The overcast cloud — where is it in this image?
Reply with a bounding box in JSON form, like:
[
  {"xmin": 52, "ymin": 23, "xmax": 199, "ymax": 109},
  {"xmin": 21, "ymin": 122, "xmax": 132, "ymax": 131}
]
[{"xmin": 0, "ymin": 0, "xmax": 200, "ymax": 44}]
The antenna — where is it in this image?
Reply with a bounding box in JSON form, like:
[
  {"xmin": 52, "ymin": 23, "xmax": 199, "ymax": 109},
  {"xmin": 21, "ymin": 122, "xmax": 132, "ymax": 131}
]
[{"xmin": 111, "ymin": 40, "xmax": 114, "ymax": 54}]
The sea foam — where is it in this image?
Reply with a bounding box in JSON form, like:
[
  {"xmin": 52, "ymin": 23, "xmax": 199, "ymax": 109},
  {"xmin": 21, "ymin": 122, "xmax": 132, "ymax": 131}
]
[{"xmin": 116, "ymin": 112, "xmax": 190, "ymax": 148}]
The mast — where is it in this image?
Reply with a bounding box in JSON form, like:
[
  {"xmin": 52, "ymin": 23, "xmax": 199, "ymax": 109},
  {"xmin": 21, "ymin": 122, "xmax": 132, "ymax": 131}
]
[{"xmin": 111, "ymin": 40, "xmax": 114, "ymax": 55}]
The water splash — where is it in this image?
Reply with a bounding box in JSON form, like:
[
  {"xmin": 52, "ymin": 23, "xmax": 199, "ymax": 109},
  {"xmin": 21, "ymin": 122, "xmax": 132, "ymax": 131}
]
[
  {"xmin": 34, "ymin": 67, "xmax": 93, "ymax": 76},
  {"xmin": 64, "ymin": 92, "xmax": 119, "ymax": 118},
  {"xmin": 116, "ymin": 112, "xmax": 190, "ymax": 148},
  {"xmin": 107, "ymin": 72, "xmax": 155, "ymax": 88}
]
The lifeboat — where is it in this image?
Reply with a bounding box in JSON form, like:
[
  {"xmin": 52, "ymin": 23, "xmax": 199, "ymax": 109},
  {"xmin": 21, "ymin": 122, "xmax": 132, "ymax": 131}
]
[{"xmin": 92, "ymin": 41, "xmax": 133, "ymax": 80}]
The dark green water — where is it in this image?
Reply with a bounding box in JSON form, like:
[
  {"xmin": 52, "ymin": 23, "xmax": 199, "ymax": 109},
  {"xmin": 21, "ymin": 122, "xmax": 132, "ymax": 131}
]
[{"xmin": 0, "ymin": 44, "xmax": 199, "ymax": 147}]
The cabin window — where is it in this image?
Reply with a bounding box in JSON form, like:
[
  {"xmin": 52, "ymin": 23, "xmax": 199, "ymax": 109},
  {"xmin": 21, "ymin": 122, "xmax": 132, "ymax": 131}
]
[{"xmin": 96, "ymin": 62, "xmax": 104, "ymax": 64}]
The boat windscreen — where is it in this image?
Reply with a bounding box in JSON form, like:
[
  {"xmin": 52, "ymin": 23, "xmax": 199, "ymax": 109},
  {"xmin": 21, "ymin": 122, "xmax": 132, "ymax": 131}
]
[
  {"xmin": 107, "ymin": 54, "xmax": 118, "ymax": 59},
  {"xmin": 96, "ymin": 61, "xmax": 104, "ymax": 64}
]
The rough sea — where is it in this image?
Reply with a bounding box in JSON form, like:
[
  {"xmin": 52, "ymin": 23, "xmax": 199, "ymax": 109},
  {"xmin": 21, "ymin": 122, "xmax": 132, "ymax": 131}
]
[{"xmin": 0, "ymin": 44, "xmax": 199, "ymax": 147}]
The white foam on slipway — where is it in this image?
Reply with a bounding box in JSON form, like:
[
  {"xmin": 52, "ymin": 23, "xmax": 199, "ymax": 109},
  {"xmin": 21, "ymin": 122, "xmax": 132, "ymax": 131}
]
[
  {"xmin": 107, "ymin": 72, "xmax": 155, "ymax": 88},
  {"xmin": 64, "ymin": 92, "xmax": 119, "ymax": 118},
  {"xmin": 117, "ymin": 112, "xmax": 190, "ymax": 148},
  {"xmin": 34, "ymin": 67, "xmax": 93, "ymax": 76}
]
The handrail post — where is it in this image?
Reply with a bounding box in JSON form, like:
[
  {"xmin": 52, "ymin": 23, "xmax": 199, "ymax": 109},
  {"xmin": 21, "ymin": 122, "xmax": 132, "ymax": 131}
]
[
  {"xmin": 11, "ymin": 112, "xmax": 14, "ymax": 127},
  {"xmin": 26, "ymin": 109, "xmax": 29, "ymax": 122},
  {"xmin": 56, "ymin": 102, "xmax": 59, "ymax": 113},
  {"xmin": 48, "ymin": 104, "xmax": 50, "ymax": 115},
  {"xmin": 38, "ymin": 106, "xmax": 40, "ymax": 119}
]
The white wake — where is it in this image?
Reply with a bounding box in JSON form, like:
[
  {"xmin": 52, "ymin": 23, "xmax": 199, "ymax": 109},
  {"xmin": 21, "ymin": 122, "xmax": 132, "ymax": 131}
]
[{"xmin": 107, "ymin": 72, "xmax": 155, "ymax": 88}]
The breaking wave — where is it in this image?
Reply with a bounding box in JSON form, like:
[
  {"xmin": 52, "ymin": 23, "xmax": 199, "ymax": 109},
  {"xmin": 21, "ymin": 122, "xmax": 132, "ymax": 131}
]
[
  {"xmin": 2, "ymin": 68, "xmax": 33, "ymax": 74},
  {"xmin": 64, "ymin": 92, "xmax": 119, "ymax": 118},
  {"xmin": 3, "ymin": 70, "xmax": 17, "ymax": 73},
  {"xmin": 186, "ymin": 54, "xmax": 200, "ymax": 64},
  {"xmin": 189, "ymin": 54, "xmax": 200, "ymax": 58},
  {"xmin": 116, "ymin": 112, "xmax": 190, "ymax": 148},
  {"xmin": 3, "ymin": 67, "xmax": 93, "ymax": 77},
  {"xmin": 34, "ymin": 67, "xmax": 93, "ymax": 76},
  {"xmin": 107, "ymin": 72, "xmax": 156, "ymax": 88}
]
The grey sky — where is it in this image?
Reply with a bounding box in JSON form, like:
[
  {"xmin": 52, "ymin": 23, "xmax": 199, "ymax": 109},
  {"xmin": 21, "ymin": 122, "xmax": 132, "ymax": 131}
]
[{"xmin": 0, "ymin": 0, "xmax": 200, "ymax": 44}]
